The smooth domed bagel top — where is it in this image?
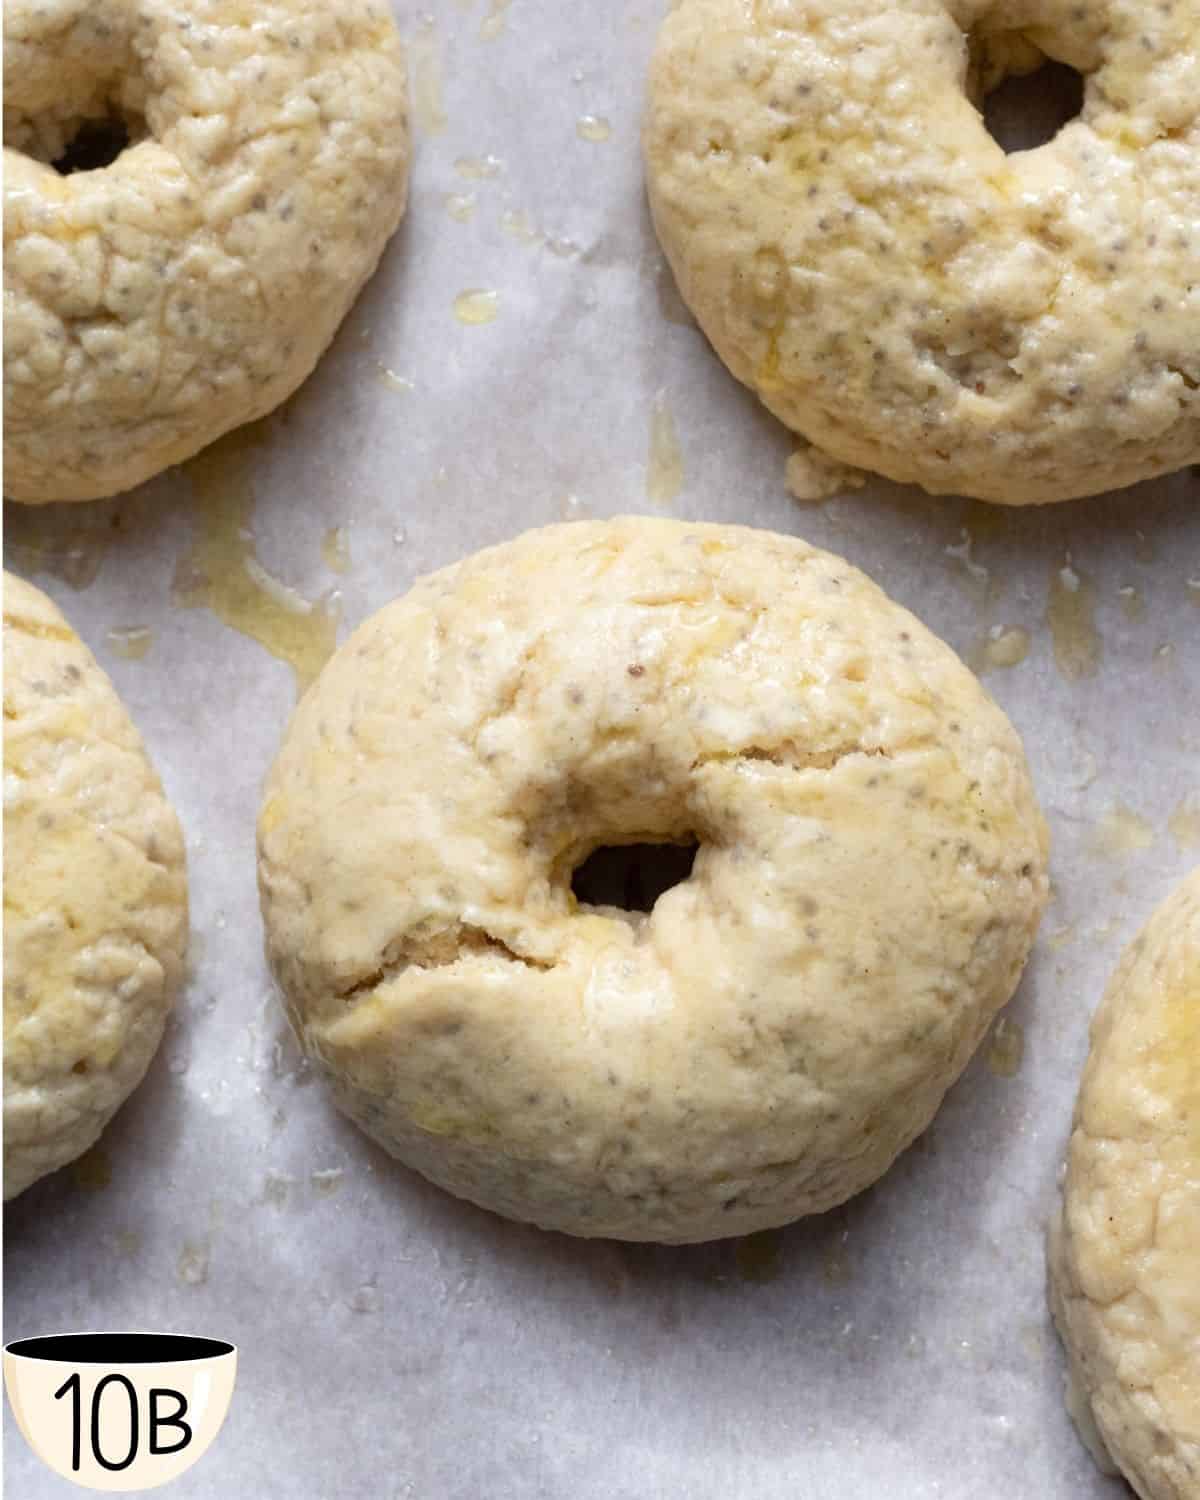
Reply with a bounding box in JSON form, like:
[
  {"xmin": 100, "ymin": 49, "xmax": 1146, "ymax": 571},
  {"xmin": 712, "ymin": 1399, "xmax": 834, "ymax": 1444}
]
[
  {"xmin": 259, "ymin": 517, "xmax": 1048, "ymax": 1242},
  {"xmin": 1049, "ymin": 869, "xmax": 1200, "ymax": 1500},
  {"xmin": 3, "ymin": 0, "xmax": 408, "ymax": 503},
  {"xmin": 645, "ymin": 0, "xmax": 1200, "ymax": 504},
  {"xmin": 4, "ymin": 574, "xmax": 188, "ymax": 1199}
]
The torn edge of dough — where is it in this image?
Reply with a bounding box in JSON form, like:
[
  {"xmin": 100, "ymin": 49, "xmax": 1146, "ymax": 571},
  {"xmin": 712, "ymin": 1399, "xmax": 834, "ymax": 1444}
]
[{"xmin": 785, "ymin": 442, "xmax": 867, "ymax": 503}]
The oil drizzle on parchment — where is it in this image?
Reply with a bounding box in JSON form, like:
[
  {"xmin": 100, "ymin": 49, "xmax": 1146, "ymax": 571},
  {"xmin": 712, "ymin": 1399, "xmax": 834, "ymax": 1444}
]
[
  {"xmin": 178, "ymin": 1241, "xmax": 210, "ymax": 1286},
  {"xmin": 1046, "ymin": 558, "xmax": 1101, "ymax": 681},
  {"xmin": 479, "ymin": 0, "xmax": 512, "ymax": 40},
  {"xmin": 987, "ymin": 1017, "xmax": 1025, "ymax": 1079},
  {"xmin": 411, "ymin": 21, "xmax": 448, "ymax": 135},
  {"xmin": 1169, "ymin": 794, "xmax": 1200, "ymax": 849},
  {"xmin": 502, "ymin": 208, "xmax": 541, "ymax": 244},
  {"xmin": 1091, "ymin": 802, "xmax": 1155, "ymax": 859},
  {"xmin": 1117, "ymin": 585, "xmax": 1144, "ymax": 622},
  {"xmin": 311, "ymin": 1167, "xmax": 345, "ymax": 1197},
  {"xmin": 5, "ymin": 506, "xmax": 113, "ymax": 590},
  {"xmin": 106, "ymin": 625, "xmax": 154, "ymax": 660},
  {"xmin": 647, "ymin": 392, "xmax": 684, "ymax": 507},
  {"xmin": 262, "ymin": 1172, "xmax": 294, "ymax": 1209},
  {"xmin": 576, "ymin": 114, "xmax": 612, "ymax": 143},
  {"xmin": 970, "ymin": 625, "xmax": 1030, "ymax": 675},
  {"xmin": 944, "ymin": 527, "xmax": 995, "ymax": 607},
  {"xmin": 321, "ymin": 527, "xmax": 351, "ymax": 576},
  {"xmin": 376, "ymin": 364, "xmax": 414, "ymax": 394},
  {"xmin": 454, "ymin": 154, "xmax": 503, "ymax": 179},
  {"xmin": 173, "ymin": 429, "xmax": 338, "ymax": 696},
  {"xmin": 657, "ymin": 261, "xmax": 695, "ymax": 328},
  {"xmin": 454, "ymin": 289, "xmax": 500, "ymax": 325},
  {"xmin": 985, "ymin": 626, "xmax": 1029, "ymax": 669}
]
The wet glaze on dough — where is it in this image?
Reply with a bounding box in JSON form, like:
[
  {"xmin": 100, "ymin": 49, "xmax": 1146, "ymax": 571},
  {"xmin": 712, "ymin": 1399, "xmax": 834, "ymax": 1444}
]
[
  {"xmin": 644, "ymin": 0, "xmax": 1200, "ymax": 503},
  {"xmin": 1050, "ymin": 869, "xmax": 1200, "ymax": 1500}
]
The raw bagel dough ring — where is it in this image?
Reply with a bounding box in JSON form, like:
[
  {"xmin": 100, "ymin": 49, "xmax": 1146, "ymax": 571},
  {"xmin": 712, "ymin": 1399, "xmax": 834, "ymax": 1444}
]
[
  {"xmin": 1049, "ymin": 870, "xmax": 1200, "ymax": 1500},
  {"xmin": 258, "ymin": 517, "xmax": 1049, "ymax": 1242},
  {"xmin": 3, "ymin": 0, "xmax": 409, "ymax": 503},
  {"xmin": 644, "ymin": 0, "xmax": 1200, "ymax": 504},
  {"xmin": 4, "ymin": 575, "xmax": 188, "ymax": 1199}
]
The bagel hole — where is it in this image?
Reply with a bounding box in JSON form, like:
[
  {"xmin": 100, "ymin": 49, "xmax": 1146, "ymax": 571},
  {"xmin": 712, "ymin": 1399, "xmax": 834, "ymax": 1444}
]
[
  {"xmin": 51, "ymin": 114, "xmax": 139, "ymax": 175},
  {"xmin": 980, "ymin": 60, "xmax": 1085, "ymax": 153},
  {"xmin": 571, "ymin": 839, "xmax": 700, "ymax": 914}
]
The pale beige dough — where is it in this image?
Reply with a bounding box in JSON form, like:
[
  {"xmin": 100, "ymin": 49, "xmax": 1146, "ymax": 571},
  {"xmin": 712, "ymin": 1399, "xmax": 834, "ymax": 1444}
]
[
  {"xmin": 258, "ymin": 517, "xmax": 1048, "ymax": 1242},
  {"xmin": 644, "ymin": 0, "xmax": 1200, "ymax": 504},
  {"xmin": 3, "ymin": 0, "xmax": 409, "ymax": 503},
  {"xmin": 4, "ymin": 575, "xmax": 188, "ymax": 1198},
  {"xmin": 1049, "ymin": 869, "xmax": 1200, "ymax": 1500}
]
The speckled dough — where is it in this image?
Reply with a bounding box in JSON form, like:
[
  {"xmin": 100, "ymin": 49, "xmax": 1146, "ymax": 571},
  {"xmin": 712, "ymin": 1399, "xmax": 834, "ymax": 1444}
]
[
  {"xmin": 3, "ymin": 576, "xmax": 188, "ymax": 1199},
  {"xmin": 259, "ymin": 518, "xmax": 1049, "ymax": 1242},
  {"xmin": 3, "ymin": 0, "xmax": 409, "ymax": 503},
  {"xmin": 1049, "ymin": 870, "xmax": 1200, "ymax": 1500},
  {"xmin": 644, "ymin": 0, "xmax": 1200, "ymax": 504}
]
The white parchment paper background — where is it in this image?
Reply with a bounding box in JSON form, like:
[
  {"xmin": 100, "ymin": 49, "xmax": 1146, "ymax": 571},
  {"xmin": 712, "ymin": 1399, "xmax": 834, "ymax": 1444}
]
[{"xmin": 4, "ymin": 2, "xmax": 1198, "ymax": 1495}]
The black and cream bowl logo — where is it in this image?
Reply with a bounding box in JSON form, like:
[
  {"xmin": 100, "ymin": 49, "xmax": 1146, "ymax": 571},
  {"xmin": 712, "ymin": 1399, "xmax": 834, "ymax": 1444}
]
[{"xmin": 4, "ymin": 1332, "xmax": 237, "ymax": 1491}]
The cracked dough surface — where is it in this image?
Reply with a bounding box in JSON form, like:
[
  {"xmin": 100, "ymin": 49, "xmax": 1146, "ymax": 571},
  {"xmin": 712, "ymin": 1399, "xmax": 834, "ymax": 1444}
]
[
  {"xmin": 3, "ymin": 574, "xmax": 188, "ymax": 1199},
  {"xmin": 259, "ymin": 517, "xmax": 1048, "ymax": 1242},
  {"xmin": 3, "ymin": 0, "xmax": 409, "ymax": 503},
  {"xmin": 644, "ymin": 0, "xmax": 1200, "ymax": 504},
  {"xmin": 1049, "ymin": 869, "xmax": 1200, "ymax": 1500}
]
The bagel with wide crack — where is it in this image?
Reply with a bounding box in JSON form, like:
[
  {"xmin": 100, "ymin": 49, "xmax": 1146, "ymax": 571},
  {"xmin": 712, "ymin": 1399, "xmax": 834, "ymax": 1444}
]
[{"xmin": 258, "ymin": 517, "xmax": 1049, "ymax": 1242}]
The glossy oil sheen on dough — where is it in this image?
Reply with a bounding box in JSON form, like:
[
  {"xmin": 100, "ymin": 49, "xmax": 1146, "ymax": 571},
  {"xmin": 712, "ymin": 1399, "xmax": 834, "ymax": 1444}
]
[
  {"xmin": 1049, "ymin": 868, "xmax": 1200, "ymax": 1500},
  {"xmin": 644, "ymin": 0, "xmax": 1200, "ymax": 503}
]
